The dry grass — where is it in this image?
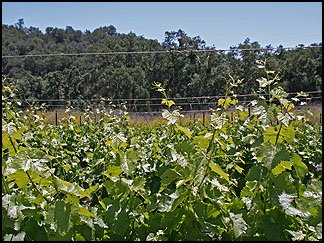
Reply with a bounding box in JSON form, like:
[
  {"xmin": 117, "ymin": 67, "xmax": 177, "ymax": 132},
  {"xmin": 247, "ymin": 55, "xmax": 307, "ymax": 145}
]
[{"xmin": 28, "ymin": 105, "xmax": 322, "ymax": 127}]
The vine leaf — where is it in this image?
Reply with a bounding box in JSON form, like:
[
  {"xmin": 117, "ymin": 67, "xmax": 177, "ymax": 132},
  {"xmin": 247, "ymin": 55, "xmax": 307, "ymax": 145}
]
[
  {"xmin": 209, "ymin": 162, "xmax": 229, "ymax": 182},
  {"xmin": 291, "ymin": 153, "xmax": 308, "ymax": 180},
  {"xmin": 272, "ymin": 160, "xmax": 292, "ymax": 176},
  {"xmin": 176, "ymin": 124, "xmax": 192, "ymax": 139},
  {"xmin": 229, "ymin": 212, "xmax": 249, "ymax": 238},
  {"xmin": 54, "ymin": 201, "xmax": 72, "ymax": 236}
]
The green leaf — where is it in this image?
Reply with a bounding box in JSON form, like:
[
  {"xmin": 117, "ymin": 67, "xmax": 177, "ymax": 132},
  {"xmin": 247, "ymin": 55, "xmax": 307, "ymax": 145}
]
[
  {"xmin": 83, "ymin": 184, "xmax": 99, "ymax": 197},
  {"xmin": 63, "ymin": 163, "xmax": 71, "ymax": 173},
  {"xmin": 176, "ymin": 124, "xmax": 192, "ymax": 139},
  {"xmin": 24, "ymin": 216, "xmax": 49, "ymax": 242},
  {"xmin": 263, "ymin": 126, "xmax": 277, "ymax": 144},
  {"xmin": 126, "ymin": 148, "xmax": 139, "ymax": 162},
  {"xmin": 175, "ymin": 141, "xmax": 195, "ymax": 155},
  {"xmin": 264, "ymin": 125, "xmax": 295, "ymax": 145},
  {"xmin": 192, "ymin": 135, "xmax": 210, "ymax": 150},
  {"xmin": 218, "ymin": 98, "xmax": 225, "ymax": 106},
  {"xmin": 291, "ymin": 153, "xmax": 308, "ymax": 180},
  {"xmin": 272, "ymin": 160, "xmax": 292, "ymax": 176},
  {"xmin": 230, "ymin": 98, "xmax": 238, "ymax": 105},
  {"xmin": 270, "ymin": 172, "xmax": 297, "ymax": 195},
  {"xmin": 54, "ymin": 200, "xmax": 72, "ymax": 236},
  {"xmin": 113, "ymin": 209, "xmax": 130, "ymax": 236},
  {"xmin": 78, "ymin": 206, "xmax": 96, "ymax": 218},
  {"xmin": 209, "ymin": 162, "xmax": 229, "ymax": 182},
  {"xmin": 229, "ymin": 212, "xmax": 249, "ymax": 238},
  {"xmin": 103, "ymin": 165, "xmax": 122, "ymax": 180},
  {"xmin": 234, "ymin": 165, "xmax": 244, "ymax": 174},
  {"xmin": 159, "ymin": 168, "xmax": 180, "ymax": 192},
  {"xmin": 161, "ymin": 99, "xmax": 175, "ymax": 108},
  {"xmin": 54, "ymin": 176, "xmax": 84, "ymax": 197},
  {"xmin": 176, "ymin": 174, "xmax": 193, "ymax": 189},
  {"xmin": 161, "ymin": 207, "xmax": 186, "ymax": 233},
  {"xmin": 132, "ymin": 176, "xmax": 146, "ymax": 194},
  {"xmin": 241, "ymin": 181, "xmax": 258, "ymax": 198},
  {"xmin": 171, "ymin": 188, "xmax": 188, "ymax": 212},
  {"xmin": 280, "ymin": 125, "xmax": 295, "ymax": 143},
  {"xmin": 2, "ymin": 132, "xmax": 11, "ymax": 150},
  {"xmin": 256, "ymin": 142, "xmax": 276, "ymax": 169},
  {"xmin": 6, "ymin": 169, "xmax": 29, "ymax": 188},
  {"xmin": 65, "ymin": 194, "xmax": 80, "ymax": 205},
  {"xmin": 218, "ymin": 97, "xmax": 233, "ymax": 109}
]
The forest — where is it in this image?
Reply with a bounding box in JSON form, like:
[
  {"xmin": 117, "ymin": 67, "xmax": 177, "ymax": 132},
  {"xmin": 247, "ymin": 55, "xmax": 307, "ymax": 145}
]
[{"xmin": 2, "ymin": 19, "xmax": 322, "ymax": 103}]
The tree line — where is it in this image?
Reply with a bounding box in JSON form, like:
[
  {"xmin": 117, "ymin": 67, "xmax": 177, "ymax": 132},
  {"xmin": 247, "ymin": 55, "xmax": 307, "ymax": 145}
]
[{"xmin": 2, "ymin": 19, "xmax": 322, "ymax": 103}]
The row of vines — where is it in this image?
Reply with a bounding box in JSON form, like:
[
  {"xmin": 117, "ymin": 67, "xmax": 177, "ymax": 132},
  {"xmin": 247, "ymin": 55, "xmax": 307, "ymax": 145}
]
[{"xmin": 2, "ymin": 60, "xmax": 322, "ymax": 241}]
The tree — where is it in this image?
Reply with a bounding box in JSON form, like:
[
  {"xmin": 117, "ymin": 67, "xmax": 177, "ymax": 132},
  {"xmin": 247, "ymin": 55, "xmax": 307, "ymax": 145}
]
[
  {"xmin": 15, "ymin": 18, "xmax": 24, "ymax": 30},
  {"xmin": 2, "ymin": 22, "xmax": 322, "ymax": 104}
]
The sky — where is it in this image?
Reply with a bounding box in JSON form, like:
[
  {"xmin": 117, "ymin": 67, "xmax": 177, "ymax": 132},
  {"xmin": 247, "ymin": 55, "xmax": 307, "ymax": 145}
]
[{"xmin": 2, "ymin": 2, "xmax": 322, "ymax": 49}]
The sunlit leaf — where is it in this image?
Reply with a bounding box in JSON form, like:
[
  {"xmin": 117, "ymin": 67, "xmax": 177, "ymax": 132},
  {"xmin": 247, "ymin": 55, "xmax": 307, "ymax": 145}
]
[
  {"xmin": 162, "ymin": 109, "xmax": 183, "ymax": 125},
  {"xmin": 104, "ymin": 165, "xmax": 122, "ymax": 180},
  {"xmin": 161, "ymin": 99, "xmax": 175, "ymax": 108},
  {"xmin": 78, "ymin": 206, "xmax": 96, "ymax": 218},
  {"xmin": 209, "ymin": 162, "xmax": 229, "ymax": 182},
  {"xmin": 229, "ymin": 212, "xmax": 249, "ymax": 238},
  {"xmin": 234, "ymin": 165, "xmax": 244, "ymax": 174},
  {"xmin": 291, "ymin": 153, "xmax": 308, "ymax": 180},
  {"xmin": 272, "ymin": 160, "xmax": 292, "ymax": 176},
  {"xmin": 176, "ymin": 124, "xmax": 192, "ymax": 139}
]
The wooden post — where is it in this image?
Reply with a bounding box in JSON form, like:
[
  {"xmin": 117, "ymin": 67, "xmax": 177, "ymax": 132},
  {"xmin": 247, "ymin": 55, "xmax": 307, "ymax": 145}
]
[
  {"xmin": 320, "ymin": 113, "xmax": 322, "ymax": 125},
  {"xmin": 203, "ymin": 112, "xmax": 205, "ymax": 125},
  {"xmin": 55, "ymin": 110, "xmax": 58, "ymax": 126},
  {"xmin": 80, "ymin": 115, "xmax": 82, "ymax": 125}
]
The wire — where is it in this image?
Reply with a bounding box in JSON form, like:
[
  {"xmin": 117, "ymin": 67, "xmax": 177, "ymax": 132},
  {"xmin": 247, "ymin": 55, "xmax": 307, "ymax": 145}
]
[
  {"xmin": 2, "ymin": 45, "xmax": 322, "ymax": 59},
  {"xmin": 17, "ymin": 96, "xmax": 322, "ymax": 108},
  {"xmin": 21, "ymin": 90, "xmax": 322, "ymax": 102}
]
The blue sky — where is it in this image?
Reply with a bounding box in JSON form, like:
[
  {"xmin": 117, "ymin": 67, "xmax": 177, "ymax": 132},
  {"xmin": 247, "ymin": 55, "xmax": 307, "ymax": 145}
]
[{"xmin": 2, "ymin": 2, "xmax": 322, "ymax": 49}]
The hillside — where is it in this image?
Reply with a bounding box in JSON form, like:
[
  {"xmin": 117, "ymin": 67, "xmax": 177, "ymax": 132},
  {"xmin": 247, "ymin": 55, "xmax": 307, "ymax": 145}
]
[{"xmin": 2, "ymin": 22, "xmax": 322, "ymax": 102}]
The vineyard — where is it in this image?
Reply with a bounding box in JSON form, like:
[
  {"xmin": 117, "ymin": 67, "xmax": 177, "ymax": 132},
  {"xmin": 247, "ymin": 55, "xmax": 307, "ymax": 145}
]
[{"xmin": 2, "ymin": 61, "xmax": 322, "ymax": 241}]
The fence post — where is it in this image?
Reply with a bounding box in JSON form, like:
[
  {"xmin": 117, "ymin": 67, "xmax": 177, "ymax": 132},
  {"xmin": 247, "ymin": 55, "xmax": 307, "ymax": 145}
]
[
  {"xmin": 203, "ymin": 112, "xmax": 205, "ymax": 125},
  {"xmin": 248, "ymin": 105, "xmax": 251, "ymax": 117},
  {"xmin": 55, "ymin": 110, "xmax": 58, "ymax": 126},
  {"xmin": 80, "ymin": 115, "xmax": 82, "ymax": 125},
  {"xmin": 320, "ymin": 112, "xmax": 322, "ymax": 125}
]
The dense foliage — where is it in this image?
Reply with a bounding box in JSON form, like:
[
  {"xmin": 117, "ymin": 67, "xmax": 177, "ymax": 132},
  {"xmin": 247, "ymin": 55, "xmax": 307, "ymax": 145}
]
[
  {"xmin": 2, "ymin": 61, "xmax": 322, "ymax": 241},
  {"xmin": 2, "ymin": 20, "xmax": 322, "ymax": 102}
]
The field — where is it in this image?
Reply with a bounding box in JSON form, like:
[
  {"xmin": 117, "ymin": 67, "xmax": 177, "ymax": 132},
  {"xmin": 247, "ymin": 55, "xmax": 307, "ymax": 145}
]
[
  {"xmin": 2, "ymin": 77, "xmax": 322, "ymax": 241},
  {"xmin": 24, "ymin": 104, "xmax": 322, "ymax": 126}
]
